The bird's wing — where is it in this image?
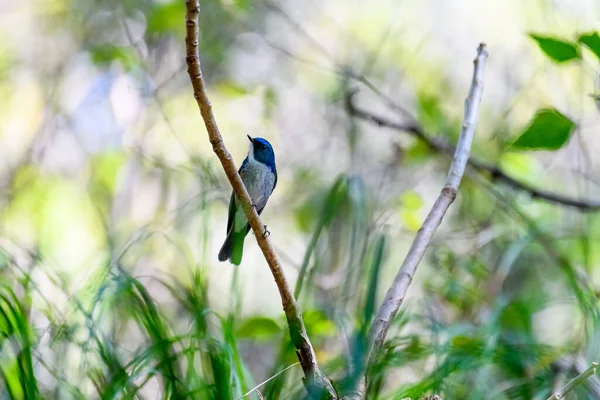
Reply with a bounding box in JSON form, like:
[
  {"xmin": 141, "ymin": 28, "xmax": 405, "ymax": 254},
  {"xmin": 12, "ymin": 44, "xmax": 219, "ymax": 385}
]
[
  {"xmin": 256, "ymin": 174, "xmax": 276, "ymax": 216},
  {"xmin": 251, "ymin": 192, "xmax": 269, "ymax": 214},
  {"xmin": 225, "ymin": 190, "xmax": 236, "ymax": 234},
  {"xmin": 272, "ymin": 168, "xmax": 277, "ymax": 194},
  {"xmin": 254, "ymin": 170, "xmax": 277, "ymax": 215},
  {"xmin": 225, "ymin": 158, "xmax": 249, "ymax": 234}
]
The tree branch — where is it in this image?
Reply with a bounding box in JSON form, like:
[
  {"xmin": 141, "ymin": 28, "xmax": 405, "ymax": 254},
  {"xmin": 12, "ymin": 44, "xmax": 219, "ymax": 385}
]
[
  {"xmin": 184, "ymin": 1, "xmax": 336, "ymax": 398},
  {"xmin": 345, "ymin": 82, "xmax": 600, "ymax": 213},
  {"xmin": 369, "ymin": 41, "xmax": 487, "ymax": 366},
  {"xmin": 343, "ymin": 43, "xmax": 489, "ymax": 400},
  {"xmin": 547, "ymin": 362, "xmax": 598, "ymax": 400}
]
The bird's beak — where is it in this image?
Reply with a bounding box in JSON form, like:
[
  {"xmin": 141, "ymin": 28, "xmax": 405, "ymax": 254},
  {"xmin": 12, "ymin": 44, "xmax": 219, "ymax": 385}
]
[{"xmin": 247, "ymin": 135, "xmax": 254, "ymax": 143}]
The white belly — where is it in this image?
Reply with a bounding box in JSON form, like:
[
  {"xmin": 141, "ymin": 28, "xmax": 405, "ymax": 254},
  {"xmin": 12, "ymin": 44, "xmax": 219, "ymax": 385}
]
[{"xmin": 234, "ymin": 159, "xmax": 275, "ymax": 232}]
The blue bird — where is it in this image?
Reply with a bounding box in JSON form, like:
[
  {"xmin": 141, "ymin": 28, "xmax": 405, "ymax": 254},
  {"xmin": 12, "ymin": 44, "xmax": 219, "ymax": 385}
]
[{"xmin": 218, "ymin": 135, "xmax": 277, "ymax": 265}]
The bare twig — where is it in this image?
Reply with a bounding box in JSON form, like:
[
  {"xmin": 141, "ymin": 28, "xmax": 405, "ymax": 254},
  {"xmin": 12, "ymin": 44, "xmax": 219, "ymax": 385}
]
[
  {"xmin": 345, "ymin": 89, "xmax": 600, "ymax": 213},
  {"xmin": 369, "ymin": 41, "xmax": 487, "ymax": 366},
  {"xmin": 343, "ymin": 44, "xmax": 489, "ymax": 400},
  {"xmin": 550, "ymin": 357, "xmax": 600, "ymax": 398},
  {"xmin": 235, "ymin": 362, "xmax": 300, "ymax": 400},
  {"xmin": 573, "ymin": 358, "xmax": 600, "ymax": 397},
  {"xmin": 547, "ymin": 362, "xmax": 598, "ymax": 400},
  {"xmin": 184, "ymin": 1, "xmax": 336, "ymax": 398}
]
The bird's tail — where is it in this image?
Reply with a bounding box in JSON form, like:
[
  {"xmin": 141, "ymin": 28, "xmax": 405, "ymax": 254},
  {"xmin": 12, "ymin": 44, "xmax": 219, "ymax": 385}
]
[{"xmin": 218, "ymin": 225, "xmax": 248, "ymax": 265}]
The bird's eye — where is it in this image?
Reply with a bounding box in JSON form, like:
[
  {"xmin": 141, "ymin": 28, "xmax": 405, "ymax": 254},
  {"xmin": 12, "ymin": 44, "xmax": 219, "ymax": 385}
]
[{"xmin": 260, "ymin": 145, "xmax": 266, "ymax": 150}]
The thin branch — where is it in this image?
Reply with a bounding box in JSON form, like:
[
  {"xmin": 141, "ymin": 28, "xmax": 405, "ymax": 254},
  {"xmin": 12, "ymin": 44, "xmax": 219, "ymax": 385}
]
[
  {"xmin": 573, "ymin": 357, "xmax": 600, "ymax": 397},
  {"xmin": 345, "ymin": 88, "xmax": 600, "ymax": 213},
  {"xmin": 369, "ymin": 42, "xmax": 487, "ymax": 363},
  {"xmin": 343, "ymin": 43, "xmax": 489, "ymax": 400},
  {"xmin": 235, "ymin": 362, "xmax": 300, "ymax": 400},
  {"xmin": 183, "ymin": 1, "xmax": 337, "ymax": 398},
  {"xmin": 547, "ymin": 362, "xmax": 598, "ymax": 400}
]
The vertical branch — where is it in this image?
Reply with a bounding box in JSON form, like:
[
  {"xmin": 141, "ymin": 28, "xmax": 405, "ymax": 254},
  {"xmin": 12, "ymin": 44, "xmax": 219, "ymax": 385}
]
[
  {"xmin": 343, "ymin": 43, "xmax": 489, "ymax": 400},
  {"xmin": 183, "ymin": 1, "xmax": 337, "ymax": 398},
  {"xmin": 369, "ymin": 42, "xmax": 488, "ymax": 356}
]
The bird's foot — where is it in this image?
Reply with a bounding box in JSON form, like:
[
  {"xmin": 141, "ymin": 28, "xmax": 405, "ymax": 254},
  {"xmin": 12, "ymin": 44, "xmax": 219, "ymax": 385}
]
[{"xmin": 262, "ymin": 225, "xmax": 270, "ymax": 238}]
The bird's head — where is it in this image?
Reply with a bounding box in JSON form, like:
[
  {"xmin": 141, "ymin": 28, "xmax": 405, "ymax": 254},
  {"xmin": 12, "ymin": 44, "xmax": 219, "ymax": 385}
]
[{"xmin": 247, "ymin": 135, "xmax": 276, "ymax": 168}]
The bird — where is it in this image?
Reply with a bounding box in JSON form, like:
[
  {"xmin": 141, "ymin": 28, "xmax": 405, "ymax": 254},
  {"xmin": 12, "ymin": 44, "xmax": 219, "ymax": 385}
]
[{"xmin": 218, "ymin": 135, "xmax": 277, "ymax": 265}]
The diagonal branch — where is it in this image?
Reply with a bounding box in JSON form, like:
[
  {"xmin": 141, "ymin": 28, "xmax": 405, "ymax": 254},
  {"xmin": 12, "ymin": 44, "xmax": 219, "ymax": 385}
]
[
  {"xmin": 369, "ymin": 42, "xmax": 488, "ymax": 361},
  {"xmin": 343, "ymin": 43, "xmax": 489, "ymax": 400},
  {"xmin": 345, "ymin": 85, "xmax": 600, "ymax": 213},
  {"xmin": 184, "ymin": 1, "xmax": 336, "ymax": 398},
  {"xmin": 548, "ymin": 361, "xmax": 598, "ymax": 400}
]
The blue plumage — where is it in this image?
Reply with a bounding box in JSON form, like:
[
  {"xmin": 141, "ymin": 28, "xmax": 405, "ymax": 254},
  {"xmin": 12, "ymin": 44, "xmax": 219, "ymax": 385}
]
[{"xmin": 218, "ymin": 135, "xmax": 277, "ymax": 265}]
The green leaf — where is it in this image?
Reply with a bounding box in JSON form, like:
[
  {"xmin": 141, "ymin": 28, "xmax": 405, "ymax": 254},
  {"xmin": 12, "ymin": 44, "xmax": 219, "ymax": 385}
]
[
  {"xmin": 216, "ymin": 81, "xmax": 249, "ymax": 97},
  {"xmin": 303, "ymin": 310, "xmax": 336, "ymax": 337},
  {"xmin": 233, "ymin": 0, "xmax": 251, "ymax": 11},
  {"xmin": 400, "ymin": 190, "xmax": 423, "ymax": 210},
  {"xmin": 89, "ymin": 45, "xmax": 138, "ymax": 71},
  {"xmin": 400, "ymin": 191, "xmax": 424, "ymax": 231},
  {"xmin": 499, "ymin": 300, "xmax": 533, "ymax": 334},
  {"xmin": 400, "ymin": 210, "xmax": 423, "ymax": 232},
  {"xmin": 450, "ymin": 335, "xmax": 484, "ymax": 354},
  {"xmin": 236, "ymin": 316, "xmax": 281, "ymax": 340},
  {"xmin": 417, "ymin": 90, "xmax": 445, "ymax": 131},
  {"xmin": 498, "ymin": 152, "xmax": 542, "ymax": 185},
  {"xmin": 364, "ymin": 235, "xmax": 386, "ymax": 325},
  {"xmin": 90, "ymin": 152, "xmax": 125, "ymax": 195},
  {"xmin": 147, "ymin": 1, "xmax": 185, "ymax": 35},
  {"xmin": 511, "ymin": 108, "xmax": 575, "ymax": 150},
  {"xmin": 578, "ymin": 31, "xmax": 600, "ymax": 59},
  {"xmin": 404, "ymin": 140, "xmax": 431, "ymax": 164},
  {"xmin": 529, "ymin": 34, "xmax": 581, "ymax": 63}
]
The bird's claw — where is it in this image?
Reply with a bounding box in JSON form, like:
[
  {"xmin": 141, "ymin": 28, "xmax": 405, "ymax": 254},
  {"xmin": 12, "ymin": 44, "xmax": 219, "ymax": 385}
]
[{"xmin": 262, "ymin": 225, "xmax": 270, "ymax": 238}]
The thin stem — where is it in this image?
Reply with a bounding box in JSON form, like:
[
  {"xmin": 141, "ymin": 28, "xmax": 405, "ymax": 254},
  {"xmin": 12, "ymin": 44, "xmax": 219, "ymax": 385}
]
[
  {"xmin": 235, "ymin": 362, "xmax": 300, "ymax": 400},
  {"xmin": 547, "ymin": 362, "xmax": 599, "ymax": 400}
]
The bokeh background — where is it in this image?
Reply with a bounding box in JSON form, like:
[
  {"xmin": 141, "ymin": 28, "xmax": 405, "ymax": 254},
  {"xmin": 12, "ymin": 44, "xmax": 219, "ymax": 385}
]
[{"xmin": 2, "ymin": 0, "xmax": 600, "ymax": 399}]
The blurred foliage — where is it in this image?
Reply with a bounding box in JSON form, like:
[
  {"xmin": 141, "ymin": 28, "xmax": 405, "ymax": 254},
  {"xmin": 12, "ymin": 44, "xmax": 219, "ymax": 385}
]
[
  {"xmin": 1, "ymin": 0, "xmax": 600, "ymax": 399},
  {"xmin": 579, "ymin": 32, "xmax": 600, "ymax": 60},
  {"xmin": 89, "ymin": 45, "xmax": 140, "ymax": 71}
]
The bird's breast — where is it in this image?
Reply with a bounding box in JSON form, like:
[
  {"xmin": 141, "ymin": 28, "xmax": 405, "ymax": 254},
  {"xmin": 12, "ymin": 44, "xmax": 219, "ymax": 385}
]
[
  {"xmin": 234, "ymin": 160, "xmax": 276, "ymax": 231},
  {"xmin": 241, "ymin": 161, "xmax": 274, "ymax": 198}
]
